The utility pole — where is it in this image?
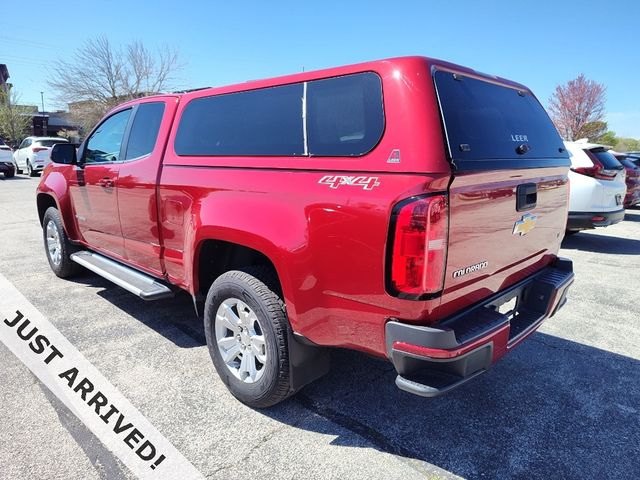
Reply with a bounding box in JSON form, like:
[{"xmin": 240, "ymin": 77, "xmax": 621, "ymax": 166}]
[{"xmin": 40, "ymin": 91, "xmax": 47, "ymax": 136}]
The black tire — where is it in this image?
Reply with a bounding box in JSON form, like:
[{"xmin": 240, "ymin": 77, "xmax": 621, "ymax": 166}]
[
  {"xmin": 42, "ymin": 207, "xmax": 80, "ymax": 278},
  {"xmin": 28, "ymin": 161, "xmax": 37, "ymax": 177},
  {"xmin": 4, "ymin": 169, "xmax": 14, "ymax": 178},
  {"xmin": 204, "ymin": 267, "xmax": 293, "ymax": 408}
]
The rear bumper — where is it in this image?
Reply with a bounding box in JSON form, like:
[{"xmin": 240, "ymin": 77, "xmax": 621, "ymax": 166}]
[
  {"xmin": 385, "ymin": 258, "xmax": 574, "ymax": 397},
  {"xmin": 567, "ymin": 209, "xmax": 625, "ymax": 230}
]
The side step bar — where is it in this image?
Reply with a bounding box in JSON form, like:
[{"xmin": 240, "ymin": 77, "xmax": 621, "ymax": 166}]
[{"xmin": 70, "ymin": 251, "xmax": 174, "ymax": 301}]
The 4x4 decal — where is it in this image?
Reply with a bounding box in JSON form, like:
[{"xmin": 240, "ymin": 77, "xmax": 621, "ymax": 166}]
[{"xmin": 318, "ymin": 175, "xmax": 381, "ymax": 190}]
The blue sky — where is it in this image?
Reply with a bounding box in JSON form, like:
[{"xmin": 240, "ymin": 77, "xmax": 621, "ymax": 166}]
[{"xmin": 1, "ymin": 0, "xmax": 639, "ymax": 137}]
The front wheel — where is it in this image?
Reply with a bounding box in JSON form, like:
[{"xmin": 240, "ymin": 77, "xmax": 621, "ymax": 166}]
[
  {"xmin": 204, "ymin": 268, "xmax": 293, "ymax": 408},
  {"xmin": 42, "ymin": 207, "xmax": 79, "ymax": 278}
]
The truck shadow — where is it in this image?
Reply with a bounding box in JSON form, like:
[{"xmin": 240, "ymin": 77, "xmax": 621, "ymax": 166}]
[
  {"xmin": 70, "ymin": 271, "xmax": 205, "ymax": 349},
  {"xmin": 562, "ymin": 231, "xmax": 640, "ymax": 255},
  {"xmin": 68, "ymin": 272, "xmax": 639, "ymax": 478},
  {"xmin": 267, "ymin": 335, "xmax": 640, "ymax": 479}
]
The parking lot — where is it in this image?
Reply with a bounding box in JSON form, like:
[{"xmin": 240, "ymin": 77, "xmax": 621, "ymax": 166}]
[{"xmin": 1, "ymin": 175, "xmax": 639, "ymax": 480}]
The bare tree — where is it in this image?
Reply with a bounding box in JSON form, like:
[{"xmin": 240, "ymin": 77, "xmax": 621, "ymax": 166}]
[
  {"xmin": 48, "ymin": 36, "xmax": 181, "ymax": 133},
  {"xmin": 0, "ymin": 89, "xmax": 34, "ymax": 146},
  {"xmin": 548, "ymin": 74, "xmax": 606, "ymax": 141}
]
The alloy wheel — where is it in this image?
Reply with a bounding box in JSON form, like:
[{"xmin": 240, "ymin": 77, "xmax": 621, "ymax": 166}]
[
  {"xmin": 45, "ymin": 220, "xmax": 62, "ymax": 266},
  {"xmin": 214, "ymin": 298, "xmax": 267, "ymax": 383}
]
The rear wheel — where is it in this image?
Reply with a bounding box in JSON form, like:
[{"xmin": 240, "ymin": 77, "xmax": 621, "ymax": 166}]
[
  {"xmin": 4, "ymin": 169, "xmax": 14, "ymax": 178},
  {"xmin": 42, "ymin": 207, "xmax": 79, "ymax": 278},
  {"xmin": 27, "ymin": 161, "xmax": 37, "ymax": 177},
  {"xmin": 204, "ymin": 267, "xmax": 293, "ymax": 408}
]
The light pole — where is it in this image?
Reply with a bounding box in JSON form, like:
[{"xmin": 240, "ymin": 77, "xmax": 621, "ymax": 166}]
[{"xmin": 40, "ymin": 91, "xmax": 47, "ymax": 136}]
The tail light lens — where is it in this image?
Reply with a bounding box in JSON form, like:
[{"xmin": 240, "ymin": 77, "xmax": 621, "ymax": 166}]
[
  {"xmin": 387, "ymin": 194, "xmax": 448, "ymax": 298},
  {"xmin": 572, "ymin": 151, "xmax": 618, "ymax": 180},
  {"xmin": 32, "ymin": 147, "xmax": 48, "ymax": 153}
]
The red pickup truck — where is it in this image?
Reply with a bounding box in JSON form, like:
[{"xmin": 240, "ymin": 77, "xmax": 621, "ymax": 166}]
[{"xmin": 37, "ymin": 56, "xmax": 574, "ymax": 407}]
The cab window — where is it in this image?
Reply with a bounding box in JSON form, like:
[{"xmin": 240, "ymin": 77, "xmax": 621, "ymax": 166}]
[
  {"xmin": 84, "ymin": 109, "xmax": 132, "ymax": 164},
  {"xmin": 124, "ymin": 102, "xmax": 165, "ymax": 160}
]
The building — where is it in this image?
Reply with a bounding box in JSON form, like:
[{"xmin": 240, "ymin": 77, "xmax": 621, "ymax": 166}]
[
  {"xmin": 31, "ymin": 110, "xmax": 81, "ymax": 138},
  {"xmin": 0, "ymin": 64, "xmax": 9, "ymax": 93}
]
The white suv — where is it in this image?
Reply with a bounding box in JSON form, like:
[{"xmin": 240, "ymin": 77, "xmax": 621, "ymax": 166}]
[
  {"xmin": 13, "ymin": 137, "xmax": 69, "ymax": 177},
  {"xmin": 564, "ymin": 140, "xmax": 626, "ymax": 232}
]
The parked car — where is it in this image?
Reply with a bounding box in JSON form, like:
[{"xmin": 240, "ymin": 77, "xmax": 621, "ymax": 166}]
[
  {"xmin": 13, "ymin": 137, "xmax": 69, "ymax": 177},
  {"xmin": 612, "ymin": 152, "xmax": 640, "ymax": 207},
  {"xmin": 564, "ymin": 140, "xmax": 626, "ymax": 232},
  {"xmin": 623, "ymin": 152, "xmax": 640, "ymax": 168},
  {"xmin": 0, "ymin": 138, "xmax": 15, "ymax": 178},
  {"xmin": 37, "ymin": 56, "xmax": 574, "ymax": 407}
]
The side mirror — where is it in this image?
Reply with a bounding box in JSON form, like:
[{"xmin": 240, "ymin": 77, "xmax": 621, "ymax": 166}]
[{"xmin": 50, "ymin": 143, "xmax": 78, "ymax": 165}]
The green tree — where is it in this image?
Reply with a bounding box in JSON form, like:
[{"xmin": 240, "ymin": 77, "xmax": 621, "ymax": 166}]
[
  {"xmin": 597, "ymin": 131, "xmax": 617, "ymax": 147},
  {"xmin": 0, "ymin": 89, "xmax": 33, "ymax": 146},
  {"xmin": 613, "ymin": 137, "xmax": 640, "ymax": 152},
  {"xmin": 575, "ymin": 121, "xmax": 608, "ymax": 142}
]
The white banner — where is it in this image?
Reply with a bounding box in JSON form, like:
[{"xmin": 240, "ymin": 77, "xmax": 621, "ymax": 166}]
[{"xmin": 0, "ymin": 272, "xmax": 204, "ymax": 480}]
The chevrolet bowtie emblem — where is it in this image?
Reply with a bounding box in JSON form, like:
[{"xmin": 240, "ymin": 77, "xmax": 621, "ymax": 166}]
[{"xmin": 513, "ymin": 213, "xmax": 537, "ymax": 236}]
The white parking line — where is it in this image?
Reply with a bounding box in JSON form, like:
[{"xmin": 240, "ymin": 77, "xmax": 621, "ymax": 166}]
[{"xmin": 0, "ymin": 272, "xmax": 204, "ymax": 480}]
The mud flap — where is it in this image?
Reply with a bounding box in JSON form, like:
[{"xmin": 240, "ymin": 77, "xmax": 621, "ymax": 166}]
[{"xmin": 288, "ymin": 332, "xmax": 331, "ymax": 392}]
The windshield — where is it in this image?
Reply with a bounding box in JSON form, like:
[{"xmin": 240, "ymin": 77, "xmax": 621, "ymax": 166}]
[{"xmin": 434, "ymin": 71, "xmax": 567, "ymax": 161}]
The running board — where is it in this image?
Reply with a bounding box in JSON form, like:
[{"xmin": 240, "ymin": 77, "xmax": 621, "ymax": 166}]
[{"xmin": 70, "ymin": 251, "xmax": 174, "ymax": 301}]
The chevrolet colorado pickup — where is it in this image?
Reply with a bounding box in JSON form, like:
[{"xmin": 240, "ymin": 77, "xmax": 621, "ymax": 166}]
[{"xmin": 37, "ymin": 56, "xmax": 574, "ymax": 407}]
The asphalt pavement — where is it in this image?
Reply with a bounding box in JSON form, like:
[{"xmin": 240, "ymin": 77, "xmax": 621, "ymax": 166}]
[{"xmin": 1, "ymin": 174, "xmax": 638, "ymax": 480}]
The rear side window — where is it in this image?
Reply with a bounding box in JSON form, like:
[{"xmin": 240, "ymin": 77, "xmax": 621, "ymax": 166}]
[
  {"xmin": 175, "ymin": 84, "xmax": 304, "ymax": 156},
  {"xmin": 306, "ymin": 73, "xmax": 384, "ymax": 156},
  {"xmin": 174, "ymin": 72, "xmax": 383, "ymax": 157},
  {"xmin": 434, "ymin": 71, "xmax": 566, "ymax": 162},
  {"xmin": 125, "ymin": 102, "xmax": 165, "ymax": 160},
  {"xmin": 586, "ymin": 148, "xmax": 622, "ymax": 169}
]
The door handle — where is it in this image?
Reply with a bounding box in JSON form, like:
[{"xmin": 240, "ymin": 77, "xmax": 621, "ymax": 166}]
[
  {"xmin": 98, "ymin": 177, "xmax": 115, "ymax": 188},
  {"xmin": 516, "ymin": 183, "xmax": 537, "ymax": 211}
]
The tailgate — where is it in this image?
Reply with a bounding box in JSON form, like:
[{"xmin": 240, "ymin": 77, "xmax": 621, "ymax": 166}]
[
  {"xmin": 440, "ymin": 167, "xmax": 568, "ymax": 317},
  {"xmin": 432, "ymin": 69, "xmax": 570, "ymax": 318}
]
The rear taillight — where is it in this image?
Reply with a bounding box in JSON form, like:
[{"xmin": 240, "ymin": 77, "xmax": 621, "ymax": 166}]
[
  {"xmin": 571, "ymin": 151, "xmax": 618, "ymax": 180},
  {"xmin": 571, "ymin": 166, "xmax": 617, "ymax": 180},
  {"xmin": 387, "ymin": 194, "xmax": 448, "ymax": 298},
  {"xmin": 32, "ymin": 147, "xmax": 48, "ymax": 153}
]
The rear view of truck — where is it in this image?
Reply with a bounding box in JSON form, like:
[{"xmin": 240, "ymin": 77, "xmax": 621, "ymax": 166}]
[{"xmin": 385, "ymin": 62, "xmax": 574, "ymax": 397}]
